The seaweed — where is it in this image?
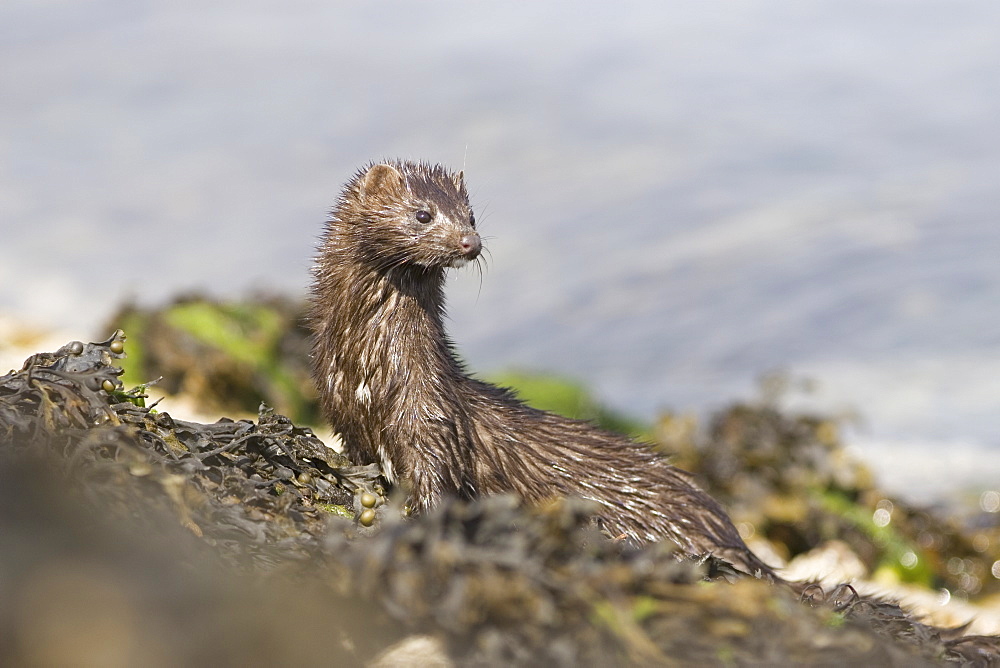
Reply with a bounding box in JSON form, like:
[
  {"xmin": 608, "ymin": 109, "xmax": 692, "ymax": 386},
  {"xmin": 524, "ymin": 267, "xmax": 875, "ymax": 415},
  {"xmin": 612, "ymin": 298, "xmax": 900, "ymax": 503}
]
[{"xmin": 1, "ymin": 332, "xmax": 997, "ymax": 666}]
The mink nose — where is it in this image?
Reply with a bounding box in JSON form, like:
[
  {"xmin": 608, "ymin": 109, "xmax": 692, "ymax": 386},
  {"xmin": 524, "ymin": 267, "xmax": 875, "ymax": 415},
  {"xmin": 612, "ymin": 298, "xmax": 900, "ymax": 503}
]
[{"xmin": 460, "ymin": 233, "xmax": 482, "ymax": 258}]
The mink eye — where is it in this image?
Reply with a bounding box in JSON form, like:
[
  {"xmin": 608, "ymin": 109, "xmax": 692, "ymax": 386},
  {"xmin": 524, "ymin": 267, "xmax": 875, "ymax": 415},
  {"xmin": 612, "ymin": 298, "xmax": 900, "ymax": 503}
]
[
  {"xmin": 469, "ymin": 212, "xmax": 476, "ymax": 228},
  {"xmin": 415, "ymin": 210, "xmax": 432, "ymax": 224}
]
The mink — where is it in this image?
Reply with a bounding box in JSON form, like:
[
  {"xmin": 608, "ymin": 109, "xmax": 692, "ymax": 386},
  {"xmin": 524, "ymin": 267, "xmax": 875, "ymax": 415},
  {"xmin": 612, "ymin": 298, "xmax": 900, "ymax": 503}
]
[{"xmin": 310, "ymin": 160, "xmax": 775, "ymax": 577}]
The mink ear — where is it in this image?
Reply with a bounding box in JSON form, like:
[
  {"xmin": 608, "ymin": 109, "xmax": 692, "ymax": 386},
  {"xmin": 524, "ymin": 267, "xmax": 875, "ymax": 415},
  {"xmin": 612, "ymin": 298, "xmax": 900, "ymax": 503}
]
[
  {"xmin": 359, "ymin": 163, "xmax": 405, "ymax": 199},
  {"xmin": 452, "ymin": 170, "xmax": 468, "ymax": 196}
]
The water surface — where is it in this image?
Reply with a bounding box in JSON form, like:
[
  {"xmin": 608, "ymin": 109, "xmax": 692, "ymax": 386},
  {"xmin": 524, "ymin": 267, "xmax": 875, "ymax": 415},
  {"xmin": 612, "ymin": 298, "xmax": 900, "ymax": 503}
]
[{"xmin": 3, "ymin": 1, "xmax": 999, "ymax": 501}]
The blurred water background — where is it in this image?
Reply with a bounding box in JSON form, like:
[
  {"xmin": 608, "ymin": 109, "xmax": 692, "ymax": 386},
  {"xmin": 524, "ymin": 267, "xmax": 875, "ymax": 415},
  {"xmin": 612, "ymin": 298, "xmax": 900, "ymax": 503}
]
[{"xmin": 2, "ymin": 1, "xmax": 998, "ymax": 502}]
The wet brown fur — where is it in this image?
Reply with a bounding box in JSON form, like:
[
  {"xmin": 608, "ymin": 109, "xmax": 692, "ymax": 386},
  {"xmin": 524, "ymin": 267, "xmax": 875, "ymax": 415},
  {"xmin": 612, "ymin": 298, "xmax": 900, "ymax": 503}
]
[{"xmin": 310, "ymin": 160, "xmax": 775, "ymax": 577}]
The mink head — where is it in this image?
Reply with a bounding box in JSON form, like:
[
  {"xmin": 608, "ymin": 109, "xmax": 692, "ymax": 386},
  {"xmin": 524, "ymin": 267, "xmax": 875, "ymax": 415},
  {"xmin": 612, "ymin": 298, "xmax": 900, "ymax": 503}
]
[{"xmin": 333, "ymin": 161, "xmax": 482, "ymax": 271}]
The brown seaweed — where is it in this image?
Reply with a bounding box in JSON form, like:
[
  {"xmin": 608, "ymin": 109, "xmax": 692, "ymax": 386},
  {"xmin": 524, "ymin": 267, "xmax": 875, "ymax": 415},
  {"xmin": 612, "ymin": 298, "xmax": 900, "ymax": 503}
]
[{"xmin": 1, "ymin": 334, "xmax": 997, "ymax": 666}]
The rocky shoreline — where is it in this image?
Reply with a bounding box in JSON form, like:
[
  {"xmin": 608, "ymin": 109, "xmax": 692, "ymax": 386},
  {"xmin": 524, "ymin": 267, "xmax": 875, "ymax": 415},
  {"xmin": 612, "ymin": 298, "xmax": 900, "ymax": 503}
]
[{"xmin": 1, "ymin": 322, "xmax": 998, "ymax": 665}]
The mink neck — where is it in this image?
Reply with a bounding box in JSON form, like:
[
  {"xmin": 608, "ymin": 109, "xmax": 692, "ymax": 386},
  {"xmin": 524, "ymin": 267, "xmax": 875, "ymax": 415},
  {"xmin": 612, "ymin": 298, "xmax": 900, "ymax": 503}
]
[{"xmin": 318, "ymin": 245, "xmax": 456, "ymax": 388}]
